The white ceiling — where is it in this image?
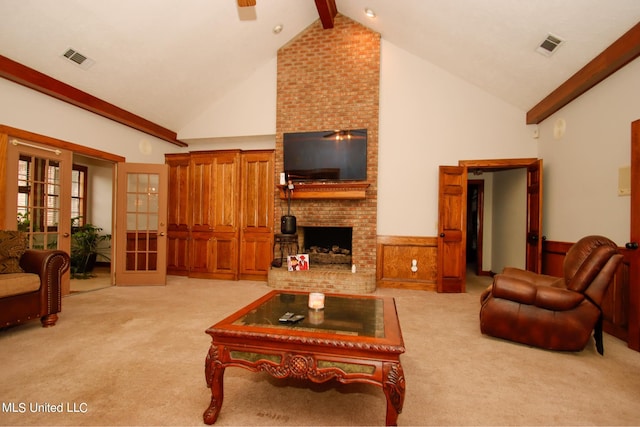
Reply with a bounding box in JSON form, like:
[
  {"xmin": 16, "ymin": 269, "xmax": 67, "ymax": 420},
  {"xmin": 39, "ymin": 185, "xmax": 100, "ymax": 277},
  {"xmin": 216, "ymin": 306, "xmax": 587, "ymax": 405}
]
[{"xmin": 1, "ymin": 0, "xmax": 639, "ymax": 133}]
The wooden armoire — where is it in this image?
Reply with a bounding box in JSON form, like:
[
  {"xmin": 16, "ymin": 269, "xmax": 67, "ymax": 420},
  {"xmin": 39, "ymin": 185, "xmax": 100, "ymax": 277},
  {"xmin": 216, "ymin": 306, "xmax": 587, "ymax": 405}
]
[{"xmin": 165, "ymin": 150, "xmax": 274, "ymax": 280}]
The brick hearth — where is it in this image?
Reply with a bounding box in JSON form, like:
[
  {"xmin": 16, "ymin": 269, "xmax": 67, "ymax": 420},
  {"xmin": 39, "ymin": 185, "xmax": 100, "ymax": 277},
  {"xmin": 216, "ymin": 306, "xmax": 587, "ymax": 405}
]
[
  {"xmin": 268, "ymin": 267, "xmax": 376, "ymax": 294},
  {"xmin": 270, "ymin": 15, "xmax": 380, "ymax": 293}
]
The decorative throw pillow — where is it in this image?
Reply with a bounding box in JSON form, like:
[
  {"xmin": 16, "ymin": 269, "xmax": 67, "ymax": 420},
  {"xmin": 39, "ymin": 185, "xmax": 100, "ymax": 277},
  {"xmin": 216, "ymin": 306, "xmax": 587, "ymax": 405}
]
[{"xmin": 0, "ymin": 230, "xmax": 27, "ymax": 274}]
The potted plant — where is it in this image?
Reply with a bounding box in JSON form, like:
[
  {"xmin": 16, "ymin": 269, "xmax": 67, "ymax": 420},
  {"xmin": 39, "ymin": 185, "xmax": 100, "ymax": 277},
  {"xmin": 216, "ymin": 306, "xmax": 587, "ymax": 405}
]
[{"xmin": 70, "ymin": 217, "xmax": 111, "ymax": 278}]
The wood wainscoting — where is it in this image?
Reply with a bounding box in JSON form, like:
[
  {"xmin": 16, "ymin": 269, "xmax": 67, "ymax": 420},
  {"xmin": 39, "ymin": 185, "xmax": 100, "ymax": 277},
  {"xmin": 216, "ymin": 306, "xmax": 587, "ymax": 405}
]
[
  {"xmin": 542, "ymin": 239, "xmax": 630, "ymax": 345},
  {"xmin": 376, "ymin": 236, "xmax": 438, "ymax": 291}
]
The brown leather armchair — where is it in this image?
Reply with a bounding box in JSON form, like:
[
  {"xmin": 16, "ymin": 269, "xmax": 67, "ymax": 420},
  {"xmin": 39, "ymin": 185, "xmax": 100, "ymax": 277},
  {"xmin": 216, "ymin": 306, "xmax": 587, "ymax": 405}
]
[{"xmin": 479, "ymin": 235, "xmax": 623, "ymax": 355}]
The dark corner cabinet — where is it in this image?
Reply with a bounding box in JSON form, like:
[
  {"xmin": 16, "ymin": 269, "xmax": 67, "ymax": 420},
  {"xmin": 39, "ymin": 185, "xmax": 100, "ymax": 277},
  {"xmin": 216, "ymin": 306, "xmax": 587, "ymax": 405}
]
[{"xmin": 165, "ymin": 150, "xmax": 274, "ymax": 281}]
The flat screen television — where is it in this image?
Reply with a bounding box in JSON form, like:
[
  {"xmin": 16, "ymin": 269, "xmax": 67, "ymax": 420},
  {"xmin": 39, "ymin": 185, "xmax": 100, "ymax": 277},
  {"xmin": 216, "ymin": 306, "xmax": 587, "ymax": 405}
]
[{"xmin": 283, "ymin": 129, "xmax": 367, "ymax": 181}]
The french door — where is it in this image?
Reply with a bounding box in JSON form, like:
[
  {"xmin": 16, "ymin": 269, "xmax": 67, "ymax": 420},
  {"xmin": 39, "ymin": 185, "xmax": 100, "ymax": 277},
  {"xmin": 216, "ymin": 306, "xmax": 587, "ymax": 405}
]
[
  {"xmin": 5, "ymin": 139, "xmax": 72, "ymax": 293},
  {"xmin": 115, "ymin": 163, "xmax": 168, "ymax": 286}
]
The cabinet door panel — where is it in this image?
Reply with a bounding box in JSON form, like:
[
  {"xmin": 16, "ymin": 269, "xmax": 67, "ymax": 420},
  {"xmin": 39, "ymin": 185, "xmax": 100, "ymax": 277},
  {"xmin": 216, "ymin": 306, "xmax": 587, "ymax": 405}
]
[
  {"xmin": 213, "ymin": 152, "xmax": 240, "ymax": 232},
  {"xmin": 166, "ymin": 154, "xmax": 190, "ymax": 232},
  {"xmin": 210, "ymin": 234, "xmax": 237, "ymax": 280},
  {"xmin": 241, "ymin": 152, "xmax": 274, "ymax": 231},
  {"xmin": 240, "ymin": 233, "xmax": 273, "ymax": 278},
  {"xmin": 167, "ymin": 231, "xmax": 189, "ymax": 275},
  {"xmin": 190, "ymin": 154, "xmax": 215, "ymax": 231},
  {"xmin": 190, "ymin": 232, "xmax": 212, "ymax": 274},
  {"xmin": 240, "ymin": 151, "xmax": 274, "ymax": 279}
]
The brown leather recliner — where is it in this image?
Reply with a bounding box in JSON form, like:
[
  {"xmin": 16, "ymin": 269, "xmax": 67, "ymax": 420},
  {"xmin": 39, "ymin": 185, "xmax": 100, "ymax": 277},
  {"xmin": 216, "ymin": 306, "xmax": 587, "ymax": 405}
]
[{"xmin": 479, "ymin": 235, "xmax": 623, "ymax": 355}]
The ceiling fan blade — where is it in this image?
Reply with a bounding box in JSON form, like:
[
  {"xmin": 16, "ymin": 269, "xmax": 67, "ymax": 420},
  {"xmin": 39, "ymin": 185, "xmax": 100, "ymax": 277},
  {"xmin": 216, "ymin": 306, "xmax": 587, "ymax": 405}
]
[
  {"xmin": 323, "ymin": 131, "xmax": 338, "ymax": 138},
  {"xmin": 238, "ymin": 0, "xmax": 256, "ymax": 6}
]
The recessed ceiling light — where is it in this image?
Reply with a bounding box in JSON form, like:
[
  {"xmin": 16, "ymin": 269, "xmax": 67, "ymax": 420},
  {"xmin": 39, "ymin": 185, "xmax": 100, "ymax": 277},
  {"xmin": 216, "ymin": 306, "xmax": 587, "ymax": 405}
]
[
  {"xmin": 364, "ymin": 8, "xmax": 376, "ymax": 18},
  {"xmin": 272, "ymin": 24, "xmax": 283, "ymax": 34}
]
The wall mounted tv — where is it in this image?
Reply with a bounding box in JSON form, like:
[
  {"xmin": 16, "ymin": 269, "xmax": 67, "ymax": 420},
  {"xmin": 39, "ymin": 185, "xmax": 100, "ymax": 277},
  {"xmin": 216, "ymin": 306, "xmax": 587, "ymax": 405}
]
[{"xmin": 283, "ymin": 129, "xmax": 367, "ymax": 182}]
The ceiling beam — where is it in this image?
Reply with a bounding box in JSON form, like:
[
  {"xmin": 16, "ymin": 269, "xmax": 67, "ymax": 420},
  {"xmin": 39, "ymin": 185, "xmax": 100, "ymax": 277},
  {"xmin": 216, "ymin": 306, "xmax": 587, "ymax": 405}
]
[
  {"xmin": 315, "ymin": 0, "xmax": 337, "ymax": 29},
  {"xmin": 0, "ymin": 55, "xmax": 187, "ymax": 147},
  {"xmin": 237, "ymin": 0, "xmax": 256, "ymax": 7},
  {"xmin": 527, "ymin": 21, "xmax": 640, "ymax": 125}
]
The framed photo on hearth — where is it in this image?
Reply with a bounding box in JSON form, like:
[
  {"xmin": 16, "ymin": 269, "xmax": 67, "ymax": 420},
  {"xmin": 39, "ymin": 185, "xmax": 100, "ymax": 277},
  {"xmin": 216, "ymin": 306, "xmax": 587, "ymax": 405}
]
[{"xmin": 287, "ymin": 254, "xmax": 309, "ymax": 271}]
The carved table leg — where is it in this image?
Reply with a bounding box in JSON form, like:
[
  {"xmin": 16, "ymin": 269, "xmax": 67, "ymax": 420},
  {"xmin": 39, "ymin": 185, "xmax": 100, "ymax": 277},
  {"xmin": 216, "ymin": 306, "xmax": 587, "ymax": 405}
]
[
  {"xmin": 382, "ymin": 362, "xmax": 405, "ymax": 426},
  {"xmin": 203, "ymin": 346, "xmax": 226, "ymax": 425}
]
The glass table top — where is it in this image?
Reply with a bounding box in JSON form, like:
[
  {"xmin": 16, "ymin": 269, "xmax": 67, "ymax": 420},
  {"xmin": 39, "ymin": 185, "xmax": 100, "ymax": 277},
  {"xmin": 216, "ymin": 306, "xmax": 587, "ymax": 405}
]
[{"xmin": 233, "ymin": 292, "xmax": 385, "ymax": 338}]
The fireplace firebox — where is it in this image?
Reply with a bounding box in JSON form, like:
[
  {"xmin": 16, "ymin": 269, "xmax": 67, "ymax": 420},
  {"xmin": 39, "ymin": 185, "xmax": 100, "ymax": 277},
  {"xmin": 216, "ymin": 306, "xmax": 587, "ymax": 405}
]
[{"xmin": 301, "ymin": 226, "xmax": 352, "ymax": 267}]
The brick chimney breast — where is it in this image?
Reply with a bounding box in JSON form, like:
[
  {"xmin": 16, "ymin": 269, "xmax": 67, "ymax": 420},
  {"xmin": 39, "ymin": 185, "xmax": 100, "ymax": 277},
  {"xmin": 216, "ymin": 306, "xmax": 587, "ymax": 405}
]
[{"xmin": 272, "ymin": 14, "xmax": 380, "ymax": 293}]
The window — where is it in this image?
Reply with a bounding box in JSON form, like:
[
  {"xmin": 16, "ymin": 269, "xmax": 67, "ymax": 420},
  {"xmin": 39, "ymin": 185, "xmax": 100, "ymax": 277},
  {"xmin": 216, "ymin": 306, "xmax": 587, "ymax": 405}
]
[{"xmin": 71, "ymin": 164, "xmax": 88, "ymax": 227}]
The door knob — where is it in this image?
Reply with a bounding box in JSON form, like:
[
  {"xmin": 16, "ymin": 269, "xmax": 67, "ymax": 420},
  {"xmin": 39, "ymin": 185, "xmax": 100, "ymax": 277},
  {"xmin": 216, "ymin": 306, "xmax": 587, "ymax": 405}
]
[
  {"xmin": 63, "ymin": 232, "xmax": 70, "ymax": 237},
  {"xmin": 159, "ymin": 232, "xmax": 165, "ymax": 237},
  {"xmin": 439, "ymin": 233, "xmax": 445, "ymax": 237},
  {"xmin": 625, "ymin": 242, "xmax": 639, "ymax": 250}
]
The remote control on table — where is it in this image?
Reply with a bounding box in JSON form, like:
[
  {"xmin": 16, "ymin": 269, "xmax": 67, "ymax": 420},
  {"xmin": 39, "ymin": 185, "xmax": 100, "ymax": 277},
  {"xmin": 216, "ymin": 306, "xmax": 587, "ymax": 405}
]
[
  {"xmin": 279, "ymin": 312, "xmax": 295, "ymax": 322},
  {"xmin": 289, "ymin": 314, "xmax": 305, "ymax": 323}
]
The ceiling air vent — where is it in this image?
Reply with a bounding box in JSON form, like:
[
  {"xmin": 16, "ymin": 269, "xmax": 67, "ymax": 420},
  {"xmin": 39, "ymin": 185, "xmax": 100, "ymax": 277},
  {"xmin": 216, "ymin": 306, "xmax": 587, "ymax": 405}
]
[
  {"xmin": 536, "ymin": 33, "xmax": 564, "ymax": 57},
  {"xmin": 62, "ymin": 48, "xmax": 95, "ymax": 69}
]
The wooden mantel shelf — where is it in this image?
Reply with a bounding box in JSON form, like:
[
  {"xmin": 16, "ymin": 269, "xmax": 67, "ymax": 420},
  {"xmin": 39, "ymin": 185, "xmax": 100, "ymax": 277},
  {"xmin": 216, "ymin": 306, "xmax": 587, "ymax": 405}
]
[{"xmin": 278, "ymin": 182, "xmax": 370, "ymax": 200}]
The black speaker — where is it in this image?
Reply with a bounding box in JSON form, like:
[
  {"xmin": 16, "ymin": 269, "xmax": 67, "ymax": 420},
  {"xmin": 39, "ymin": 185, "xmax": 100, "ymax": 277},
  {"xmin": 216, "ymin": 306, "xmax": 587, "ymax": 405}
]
[{"xmin": 280, "ymin": 215, "xmax": 297, "ymax": 234}]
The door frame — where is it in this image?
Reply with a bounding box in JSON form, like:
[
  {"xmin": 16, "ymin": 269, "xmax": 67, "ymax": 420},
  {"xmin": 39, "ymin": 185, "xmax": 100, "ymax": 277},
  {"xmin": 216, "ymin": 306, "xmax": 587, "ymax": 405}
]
[
  {"xmin": 459, "ymin": 158, "xmax": 542, "ymax": 273},
  {"xmin": 628, "ymin": 119, "xmax": 640, "ymax": 351},
  {"xmin": 0, "ymin": 125, "xmax": 124, "ymax": 289},
  {"xmin": 438, "ymin": 158, "xmax": 542, "ymax": 292}
]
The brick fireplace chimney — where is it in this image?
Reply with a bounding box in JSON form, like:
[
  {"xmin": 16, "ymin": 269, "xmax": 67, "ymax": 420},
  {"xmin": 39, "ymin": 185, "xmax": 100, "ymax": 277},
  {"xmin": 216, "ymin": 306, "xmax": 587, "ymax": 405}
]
[{"xmin": 271, "ymin": 14, "xmax": 380, "ymax": 293}]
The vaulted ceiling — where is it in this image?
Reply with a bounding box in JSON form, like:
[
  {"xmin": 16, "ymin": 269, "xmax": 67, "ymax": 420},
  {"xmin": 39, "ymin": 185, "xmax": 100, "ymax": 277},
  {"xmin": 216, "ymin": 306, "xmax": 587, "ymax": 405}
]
[{"xmin": 1, "ymin": 0, "xmax": 639, "ymax": 146}]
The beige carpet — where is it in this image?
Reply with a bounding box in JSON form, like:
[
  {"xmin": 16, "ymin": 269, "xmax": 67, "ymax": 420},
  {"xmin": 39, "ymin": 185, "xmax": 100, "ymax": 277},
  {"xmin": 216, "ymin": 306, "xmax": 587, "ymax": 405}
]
[
  {"xmin": 1, "ymin": 274, "xmax": 639, "ymax": 426},
  {"xmin": 69, "ymin": 266, "xmax": 112, "ymax": 294}
]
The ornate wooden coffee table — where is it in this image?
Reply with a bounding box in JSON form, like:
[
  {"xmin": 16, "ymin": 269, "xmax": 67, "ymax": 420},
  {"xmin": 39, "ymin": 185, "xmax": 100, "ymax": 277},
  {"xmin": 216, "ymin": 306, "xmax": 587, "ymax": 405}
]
[{"xmin": 203, "ymin": 290, "xmax": 406, "ymax": 426}]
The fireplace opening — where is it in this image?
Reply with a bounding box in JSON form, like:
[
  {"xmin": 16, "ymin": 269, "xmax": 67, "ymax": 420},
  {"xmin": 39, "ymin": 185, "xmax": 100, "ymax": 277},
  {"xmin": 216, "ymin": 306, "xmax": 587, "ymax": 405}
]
[{"xmin": 301, "ymin": 226, "xmax": 352, "ymax": 267}]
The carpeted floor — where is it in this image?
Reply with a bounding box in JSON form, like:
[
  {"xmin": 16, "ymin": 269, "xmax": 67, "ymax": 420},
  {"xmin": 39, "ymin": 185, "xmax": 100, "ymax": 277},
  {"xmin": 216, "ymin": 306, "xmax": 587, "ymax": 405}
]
[
  {"xmin": 1, "ymin": 273, "xmax": 639, "ymax": 426},
  {"xmin": 69, "ymin": 266, "xmax": 112, "ymax": 294}
]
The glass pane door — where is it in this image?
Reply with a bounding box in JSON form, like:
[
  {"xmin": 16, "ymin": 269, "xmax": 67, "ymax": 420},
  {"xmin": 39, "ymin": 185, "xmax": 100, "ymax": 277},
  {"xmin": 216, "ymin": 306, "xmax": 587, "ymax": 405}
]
[
  {"xmin": 17, "ymin": 155, "xmax": 63, "ymax": 250},
  {"xmin": 6, "ymin": 140, "xmax": 72, "ymax": 294},
  {"xmin": 115, "ymin": 163, "xmax": 167, "ymax": 285},
  {"xmin": 125, "ymin": 172, "xmax": 160, "ymax": 271}
]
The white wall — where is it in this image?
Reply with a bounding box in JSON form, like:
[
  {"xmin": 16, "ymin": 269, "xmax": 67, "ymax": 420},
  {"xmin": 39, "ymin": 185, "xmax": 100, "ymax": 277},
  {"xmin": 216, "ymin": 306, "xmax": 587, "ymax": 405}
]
[
  {"xmin": 537, "ymin": 57, "xmax": 640, "ymax": 246},
  {"xmin": 377, "ymin": 40, "xmax": 537, "ymax": 237},
  {"xmin": 178, "ymin": 58, "xmax": 277, "ymax": 141},
  {"xmin": 0, "ymin": 78, "xmax": 183, "ymax": 163},
  {"xmin": 491, "ymin": 169, "xmax": 527, "ymax": 271},
  {"xmin": 73, "ymin": 155, "xmax": 113, "ymax": 262},
  {"xmin": 480, "ymin": 173, "xmax": 494, "ymax": 272}
]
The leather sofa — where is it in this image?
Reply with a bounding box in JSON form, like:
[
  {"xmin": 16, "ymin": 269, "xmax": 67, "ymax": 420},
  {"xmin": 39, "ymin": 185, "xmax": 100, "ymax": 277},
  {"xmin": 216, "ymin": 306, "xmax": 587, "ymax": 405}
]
[
  {"xmin": 0, "ymin": 230, "xmax": 70, "ymax": 328},
  {"xmin": 479, "ymin": 235, "xmax": 623, "ymax": 354}
]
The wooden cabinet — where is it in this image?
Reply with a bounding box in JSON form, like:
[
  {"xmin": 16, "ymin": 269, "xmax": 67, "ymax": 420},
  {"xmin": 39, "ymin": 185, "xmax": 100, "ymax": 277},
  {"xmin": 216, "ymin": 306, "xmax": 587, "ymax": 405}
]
[
  {"xmin": 165, "ymin": 150, "xmax": 274, "ymax": 280},
  {"xmin": 189, "ymin": 151, "xmax": 241, "ymax": 280}
]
